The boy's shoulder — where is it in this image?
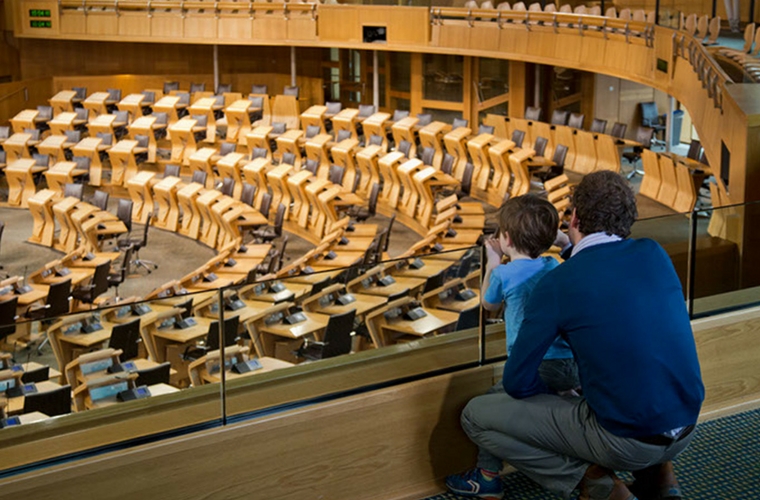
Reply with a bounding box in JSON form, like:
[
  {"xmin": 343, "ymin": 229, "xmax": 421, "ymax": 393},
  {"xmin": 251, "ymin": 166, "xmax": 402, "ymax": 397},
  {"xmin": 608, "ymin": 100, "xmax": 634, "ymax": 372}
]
[{"xmin": 499, "ymin": 256, "xmax": 558, "ymax": 280}]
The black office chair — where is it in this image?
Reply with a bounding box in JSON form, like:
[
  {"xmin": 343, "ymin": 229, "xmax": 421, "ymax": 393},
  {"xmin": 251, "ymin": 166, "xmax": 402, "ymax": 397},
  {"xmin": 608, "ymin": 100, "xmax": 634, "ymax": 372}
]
[
  {"xmin": 21, "ymin": 365, "xmax": 50, "ymax": 383},
  {"xmin": 0, "ymin": 221, "xmax": 6, "ymax": 276},
  {"xmin": 190, "ymin": 82, "xmax": 206, "ymax": 93},
  {"xmin": 420, "ymin": 147, "xmax": 435, "ymax": 166},
  {"xmin": 72, "ymin": 261, "xmax": 110, "ymax": 308},
  {"xmin": 686, "ymin": 140, "xmax": 703, "ymax": 161},
  {"xmin": 391, "ymin": 110, "xmax": 410, "ymax": 122},
  {"xmin": 251, "ymin": 84, "xmax": 268, "ymax": 95},
  {"xmin": 281, "ymin": 152, "xmax": 296, "ymax": 166},
  {"xmin": 164, "ymin": 164, "xmax": 181, "ymax": 178},
  {"xmin": 347, "ymin": 183, "xmax": 379, "ymax": 222},
  {"xmin": 358, "ymin": 104, "xmax": 376, "ymax": 118},
  {"xmin": 454, "ymin": 305, "xmax": 480, "ymax": 331},
  {"xmin": 423, "ymin": 271, "xmax": 446, "ymax": 294},
  {"xmin": 63, "ymin": 183, "xmax": 84, "ymax": 201},
  {"xmin": 478, "ymin": 124, "xmax": 495, "ymax": 135},
  {"xmin": 441, "ymin": 153, "xmax": 455, "ymax": 175},
  {"xmin": 328, "ymin": 165, "xmax": 345, "ymax": 186},
  {"xmin": 90, "ymin": 190, "xmax": 109, "ymax": 211},
  {"xmin": 23, "ymin": 384, "xmax": 72, "ymax": 417},
  {"xmin": 0, "ymin": 296, "xmax": 19, "ymax": 350},
  {"xmin": 141, "ymin": 90, "xmax": 156, "ymax": 106},
  {"xmin": 0, "ymin": 150, "xmax": 6, "ymax": 169},
  {"xmin": 397, "ymin": 140, "xmax": 412, "ymax": 158},
  {"xmin": 525, "ymin": 106, "xmax": 542, "ymax": 121},
  {"xmin": 296, "ymin": 309, "xmax": 356, "ymax": 361},
  {"xmin": 250, "ymin": 147, "xmax": 268, "ymax": 161},
  {"xmin": 417, "ymin": 113, "xmax": 433, "ymax": 127},
  {"xmin": 136, "ymin": 362, "xmax": 171, "ymax": 386},
  {"xmin": 550, "ymin": 110, "xmax": 570, "ymax": 126},
  {"xmin": 533, "ymin": 137, "xmax": 548, "ymax": 158},
  {"xmin": 590, "ymin": 118, "xmax": 608, "ymax": 134},
  {"xmin": 252, "ymin": 204, "xmax": 285, "ymax": 243},
  {"xmin": 610, "ymin": 122, "xmax": 628, "ymax": 140},
  {"xmin": 240, "ymin": 183, "xmax": 257, "ymax": 208},
  {"xmin": 640, "ymin": 102, "xmax": 666, "ymax": 144},
  {"xmin": 108, "ymin": 318, "xmax": 142, "ymax": 361},
  {"xmin": 183, "ymin": 316, "xmax": 240, "ymax": 361},
  {"xmin": 258, "ymin": 234, "xmax": 289, "ymax": 275},
  {"xmin": 163, "ymin": 81, "xmax": 180, "ymax": 94},
  {"xmin": 622, "ymin": 126, "xmax": 655, "ymax": 178},
  {"xmin": 119, "ymin": 213, "xmax": 158, "ymax": 274},
  {"xmin": 114, "ymin": 198, "xmax": 134, "ymax": 242},
  {"xmin": 27, "ymin": 278, "xmax": 72, "ymax": 321},
  {"xmin": 567, "ymin": 113, "xmax": 585, "ymax": 129},
  {"xmin": 0, "ymin": 126, "xmax": 9, "ymax": 142},
  {"xmin": 283, "ymin": 86, "xmax": 299, "ymax": 98},
  {"xmin": 336, "ymin": 129, "xmax": 352, "ymax": 142},
  {"xmin": 219, "ymin": 178, "xmax": 235, "ymax": 198},
  {"xmin": 192, "ymin": 170, "xmax": 207, "ymax": 186},
  {"xmin": 72, "ymin": 86, "xmax": 87, "ymax": 101},
  {"xmin": 534, "ymin": 144, "xmax": 569, "ymax": 183},
  {"xmin": 108, "ymin": 244, "xmax": 133, "ymax": 300},
  {"xmin": 302, "ymin": 158, "xmax": 319, "ymax": 176},
  {"xmin": 258, "ymin": 192, "xmax": 273, "ymax": 220},
  {"xmin": 511, "ymin": 129, "xmax": 526, "ymax": 148},
  {"xmin": 216, "ymin": 83, "xmax": 232, "ymax": 95},
  {"xmin": 452, "ymin": 118, "xmax": 469, "ymax": 129}
]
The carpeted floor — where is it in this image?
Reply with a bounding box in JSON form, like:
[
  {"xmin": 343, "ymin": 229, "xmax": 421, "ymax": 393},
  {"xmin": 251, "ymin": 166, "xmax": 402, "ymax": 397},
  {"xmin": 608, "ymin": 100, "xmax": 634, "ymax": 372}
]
[{"xmin": 423, "ymin": 408, "xmax": 760, "ymax": 500}]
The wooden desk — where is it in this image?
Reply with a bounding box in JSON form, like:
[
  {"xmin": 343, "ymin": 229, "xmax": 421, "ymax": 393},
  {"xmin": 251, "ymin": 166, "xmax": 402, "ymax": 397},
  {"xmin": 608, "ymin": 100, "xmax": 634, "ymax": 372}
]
[
  {"xmin": 391, "ymin": 116, "xmax": 420, "ymax": 158},
  {"xmin": 216, "ymin": 152, "xmax": 246, "ymax": 198},
  {"xmin": 3, "ymin": 133, "xmax": 33, "ymax": 162},
  {"xmin": 18, "ymin": 411, "xmax": 51, "ymax": 424},
  {"xmin": 87, "ymin": 114, "xmax": 118, "ymax": 138},
  {"xmin": 153, "ymin": 96, "xmax": 183, "ymax": 128},
  {"xmin": 381, "ymin": 308, "xmax": 460, "ymax": 343},
  {"xmin": 48, "ymin": 112, "xmax": 78, "ymax": 136},
  {"xmin": 117, "ymin": 93, "xmax": 146, "ymax": 121},
  {"xmin": 37, "ymin": 135, "xmax": 69, "ymax": 165},
  {"xmin": 332, "ymin": 108, "xmax": 360, "ymax": 140},
  {"xmin": 443, "ymin": 127, "xmax": 472, "ymax": 179},
  {"xmin": 50, "ymin": 90, "xmax": 77, "ymax": 115},
  {"xmin": 128, "ymin": 115, "xmax": 159, "ymax": 163},
  {"xmin": 153, "ymin": 176, "xmax": 183, "ymax": 232},
  {"xmin": 6, "ymin": 159, "xmax": 46, "ymax": 208},
  {"xmin": 316, "ymin": 293, "xmax": 387, "ymax": 317},
  {"xmin": 10, "ymin": 109, "xmax": 39, "ymax": 134},
  {"xmin": 168, "ymin": 117, "xmax": 198, "ymax": 165},
  {"xmin": 188, "ymin": 97, "xmax": 221, "ymax": 141},
  {"xmin": 177, "ymin": 182, "xmax": 205, "ymax": 239},
  {"xmin": 126, "ymin": 171, "xmax": 157, "ymax": 224},
  {"xmin": 256, "ymin": 311, "xmax": 331, "ymax": 358},
  {"xmin": 27, "ymin": 189, "xmax": 58, "ymax": 247},
  {"xmin": 300, "ymin": 105, "xmax": 327, "ymax": 134},
  {"xmin": 71, "ymin": 137, "xmax": 105, "ymax": 186},
  {"xmin": 87, "ymin": 383, "xmax": 179, "ymax": 410},
  {"xmin": 151, "ymin": 316, "xmax": 213, "ymax": 363},
  {"xmin": 394, "ymin": 260, "xmax": 454, "ymax": 280},
  {"xmin": 6, "ymin": 381, "xmax": 63, "ymax": 416},
  {"xmin": 201, "ymin": 357, "xmax": 294, "ymax": 384},
  {"xmin": 362, "ymin": 112, "xmax": 391, "ymax": 151},
  {"xmin": 44, "ymin": 161, "xmax": 88, "ymax": 196},
  {"xmin": 418, "ymin": 121, "xmax": 451, "ymax": 170},
  {"xmin": 226, "ymin": 99, "xmax": 259, "ymax": 144},
  {"xmin": 83, "ymin": 92, "xmax": 110, "ymax": 119}
]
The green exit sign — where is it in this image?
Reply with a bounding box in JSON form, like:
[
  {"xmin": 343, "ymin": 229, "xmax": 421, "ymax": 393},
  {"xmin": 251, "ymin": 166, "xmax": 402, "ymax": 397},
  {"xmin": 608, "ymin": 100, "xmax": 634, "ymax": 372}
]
[
  {"xmin": 30, "ymin": 20, "xmax": 52, "ymax": 28},
  {"xmin": 29, "ymin": 9, "xmax": 51, "ymax": 17}
]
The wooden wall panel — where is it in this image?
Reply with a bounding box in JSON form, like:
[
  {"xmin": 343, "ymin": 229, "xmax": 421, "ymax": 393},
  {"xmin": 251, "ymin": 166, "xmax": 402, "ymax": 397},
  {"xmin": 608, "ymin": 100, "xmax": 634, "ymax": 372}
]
[{"xmin": 0, "ymin": 77, "xmax": 53, "ymax": 124}]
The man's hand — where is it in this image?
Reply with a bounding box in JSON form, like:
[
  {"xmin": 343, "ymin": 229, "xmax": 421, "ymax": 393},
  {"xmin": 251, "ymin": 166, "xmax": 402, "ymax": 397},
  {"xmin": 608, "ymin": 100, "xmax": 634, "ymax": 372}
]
[{"xmin": 485, "ymin": 238, "xmax": 503, "ymax": 266}]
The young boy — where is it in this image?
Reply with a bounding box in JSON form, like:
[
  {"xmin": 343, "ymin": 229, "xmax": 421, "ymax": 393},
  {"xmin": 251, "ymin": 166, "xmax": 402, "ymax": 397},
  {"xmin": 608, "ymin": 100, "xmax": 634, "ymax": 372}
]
[
  {"xmin": 482, "ymin": 194, "xmax": 579, "ymax": 394},
  {"xmin": 446, "ymin": 194, "xmax": 579, "ymax": 500}
]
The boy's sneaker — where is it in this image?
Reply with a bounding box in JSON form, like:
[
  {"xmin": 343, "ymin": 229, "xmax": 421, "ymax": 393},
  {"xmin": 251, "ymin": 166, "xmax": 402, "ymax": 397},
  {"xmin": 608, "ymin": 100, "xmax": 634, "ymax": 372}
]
[{"xmin": 445, "ymin": 468, "xmax": 505, "ymax": 499}]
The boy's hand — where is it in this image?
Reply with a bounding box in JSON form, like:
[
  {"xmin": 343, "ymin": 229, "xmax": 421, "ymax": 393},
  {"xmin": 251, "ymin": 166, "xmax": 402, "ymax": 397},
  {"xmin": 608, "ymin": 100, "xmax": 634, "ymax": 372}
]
[
  {"xmin": 485, "ymin": 238, "xmax": 503, "ymax": 264},
  {"xmin": 553, "ymin": 229, "xmax": 570, "ymax": 250}
]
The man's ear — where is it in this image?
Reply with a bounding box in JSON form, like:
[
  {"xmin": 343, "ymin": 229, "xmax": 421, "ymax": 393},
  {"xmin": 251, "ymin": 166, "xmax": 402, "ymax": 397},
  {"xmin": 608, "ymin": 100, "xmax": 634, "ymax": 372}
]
[{"xmin": 569, "ymin": 209, "xmax": 580, "ymax": 229}]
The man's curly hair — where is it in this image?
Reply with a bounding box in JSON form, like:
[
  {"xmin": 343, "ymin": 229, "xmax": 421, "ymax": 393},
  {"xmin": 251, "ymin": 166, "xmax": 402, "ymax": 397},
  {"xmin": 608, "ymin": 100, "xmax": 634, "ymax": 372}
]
[{"xmin": 573, "ymin": 171, "xmax": 637, "ymax": 238}]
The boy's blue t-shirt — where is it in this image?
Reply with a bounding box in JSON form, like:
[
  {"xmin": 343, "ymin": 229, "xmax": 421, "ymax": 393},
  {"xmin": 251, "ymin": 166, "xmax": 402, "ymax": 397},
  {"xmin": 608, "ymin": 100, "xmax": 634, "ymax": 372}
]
[{"xmin": 484, "ymin": 257, "xmax": 572, "ymax": 360}]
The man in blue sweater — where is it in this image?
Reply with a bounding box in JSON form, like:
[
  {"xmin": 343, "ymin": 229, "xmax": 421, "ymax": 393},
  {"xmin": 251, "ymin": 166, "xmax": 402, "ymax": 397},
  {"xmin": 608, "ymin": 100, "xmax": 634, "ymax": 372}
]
[{"xmin": 452, "ymin": 171, "xmax": 704, "ymax": 500}]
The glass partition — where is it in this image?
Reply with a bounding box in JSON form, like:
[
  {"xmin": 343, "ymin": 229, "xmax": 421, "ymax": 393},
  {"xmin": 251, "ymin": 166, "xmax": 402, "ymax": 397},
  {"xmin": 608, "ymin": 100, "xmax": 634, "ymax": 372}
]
[{"xmin": 692, "ymin": 201, "xmax": 760, "ymax": 317}]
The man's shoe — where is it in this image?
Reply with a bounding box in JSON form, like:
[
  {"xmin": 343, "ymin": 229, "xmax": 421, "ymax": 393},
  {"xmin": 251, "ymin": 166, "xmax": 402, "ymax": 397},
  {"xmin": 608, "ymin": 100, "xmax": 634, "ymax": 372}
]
[
  {"xmin": 629, "ymin": 462, "xmax": 682, "ymax": 500},
  {"xmin": 579, "ymin": 465, "xmax": 638, "ymax": 500},
  {"xmin": 445, "ymin": 468, "xmax": 505, "ymax": 500}
]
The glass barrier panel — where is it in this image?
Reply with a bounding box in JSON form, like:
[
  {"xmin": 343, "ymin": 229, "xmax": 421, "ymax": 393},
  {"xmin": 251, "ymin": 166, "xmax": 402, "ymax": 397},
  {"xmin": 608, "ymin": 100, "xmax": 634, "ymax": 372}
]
[
  {"xmin": 630, "ymin": 211, "xmax": 693, "ymax": 302},
  {"xmin": 423, "ymin": 54, "xmax": 464, "ymax": 103},
  {"xmin": 692, "ymin": 201, "xmax": 760, "ymax": 317},
  {"xmin": 0, "ymin": 289, "xmax": 225, "ymax": 473},
  {"xmin": 221, "ymin": 247, "xmax": 482, "ymax": 419}
]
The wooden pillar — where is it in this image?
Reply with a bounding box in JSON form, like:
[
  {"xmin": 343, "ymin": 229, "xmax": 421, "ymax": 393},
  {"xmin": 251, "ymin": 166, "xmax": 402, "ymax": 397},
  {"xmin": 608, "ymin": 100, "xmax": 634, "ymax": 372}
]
[
  {"xmin": 410, "ymin": 53, "xmax": 423, "ymax": 116},
  {"xmin": 509, "ymin": 61, "xmax": 527, "ymax": 118}
]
